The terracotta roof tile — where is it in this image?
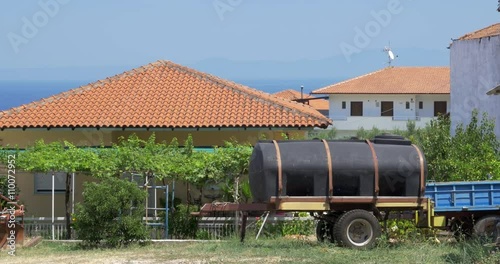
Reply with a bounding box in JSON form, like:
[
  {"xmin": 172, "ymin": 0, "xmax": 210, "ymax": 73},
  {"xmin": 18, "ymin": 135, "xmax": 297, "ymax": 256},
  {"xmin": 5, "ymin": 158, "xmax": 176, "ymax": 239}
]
[
  {"xmin": 312, "ymin": 67, "xmax": 449, "ymax": 94},
  {"xmin": 0, "ymin": 60, "xmax": 331, "ymax": 129},
  {"xmin": 458, "ymin": 23, "xmax": 500, "ymax": 40},
  {"xmin": 274, "ymin": 89, "xmax": 329, "ymax": 111}
]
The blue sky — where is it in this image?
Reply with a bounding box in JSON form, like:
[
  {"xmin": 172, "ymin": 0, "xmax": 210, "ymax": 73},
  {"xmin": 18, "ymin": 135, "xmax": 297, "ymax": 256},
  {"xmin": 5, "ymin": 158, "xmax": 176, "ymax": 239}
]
[{"xmin": 0, "ymin": 1, "xmax": 499, "ymax": 79}]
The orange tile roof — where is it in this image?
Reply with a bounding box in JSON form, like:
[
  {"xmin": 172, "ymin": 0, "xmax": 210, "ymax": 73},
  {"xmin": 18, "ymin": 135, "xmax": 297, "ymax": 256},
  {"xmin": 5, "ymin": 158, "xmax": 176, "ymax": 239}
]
[
  {"xmin": 458, "ymin": 23, "xmax": 500, "ymax": 40},
  {"xmin": 0, "ymin": 61, "xmax": 331, "ymax": 129},
  {"xmin": 274, "ymin": 90, "xmax": 329, "ymax": 111},
  {"xmin": 312, "ymin": 67, "xmax": 450, "ymax": 95}
]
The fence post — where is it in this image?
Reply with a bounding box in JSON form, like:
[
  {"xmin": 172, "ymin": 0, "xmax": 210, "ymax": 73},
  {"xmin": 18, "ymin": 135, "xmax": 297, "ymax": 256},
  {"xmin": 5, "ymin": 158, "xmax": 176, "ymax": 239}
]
[{"xmin": 165, "ymin": 185, "xmax": 169, "ymax": 239}]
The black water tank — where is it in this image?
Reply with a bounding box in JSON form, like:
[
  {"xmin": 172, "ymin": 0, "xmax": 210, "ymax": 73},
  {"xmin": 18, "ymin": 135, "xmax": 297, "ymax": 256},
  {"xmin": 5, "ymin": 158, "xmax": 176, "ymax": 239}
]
[{"xmin": 249, "ymin": 136, "xmax": 426, "ymax": 203}]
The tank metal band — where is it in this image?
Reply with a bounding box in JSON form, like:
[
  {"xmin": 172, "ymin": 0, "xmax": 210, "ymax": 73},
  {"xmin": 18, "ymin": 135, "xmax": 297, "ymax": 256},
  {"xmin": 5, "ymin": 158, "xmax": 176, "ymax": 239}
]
[
  {"xmin": 365, "ymin": 139, "xmax": 380, "ymax": 197},
  {"xmin": 272, "ymin": 140, "xmax": 283, "ymax": 196},
  {"xmin": 321, "ymin": 139, "xmax": 333, "ymax": 196},
  {"xmin": 412, "ymin": 144, "xmax": 425, "ymax": 197}
]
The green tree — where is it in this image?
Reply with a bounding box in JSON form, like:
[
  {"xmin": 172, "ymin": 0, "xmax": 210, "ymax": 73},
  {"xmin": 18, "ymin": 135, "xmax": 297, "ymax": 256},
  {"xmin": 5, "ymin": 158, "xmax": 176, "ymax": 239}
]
[
  {"xmin": 414, "ymin": 115, "xmax": 453, "ymax": 181},
  {"xmin": 215, "ymin": 141, "xmax": 253, "ymax": 203},
  {"xmin": 345, "ymin": 111, "xmax": 499, "ymax": 182},
  {"xmin": 447, "ymin": 111, "xmax": 500, "ymax": 181},
  {"xmin": 415, "ymin": 111, "xmax": 500, "ymax": 181},
  {"xmin": 73, "ymin": 177, "xmax": 149, "ymax": 247}
]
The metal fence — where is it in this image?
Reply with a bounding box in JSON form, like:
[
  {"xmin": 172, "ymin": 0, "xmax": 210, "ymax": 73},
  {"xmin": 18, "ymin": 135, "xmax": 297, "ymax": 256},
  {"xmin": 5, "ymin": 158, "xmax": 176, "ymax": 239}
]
[
  {"xmin": 24, "ymin": 220, "xmax": 67, "ymax": 240},
  {"xmin": 22, "ymin": 215, "xmax": 313, "ymax": 240},
  {"xmin": 196, "ymin": 215, "xmax": 314, "ymax": 240}
]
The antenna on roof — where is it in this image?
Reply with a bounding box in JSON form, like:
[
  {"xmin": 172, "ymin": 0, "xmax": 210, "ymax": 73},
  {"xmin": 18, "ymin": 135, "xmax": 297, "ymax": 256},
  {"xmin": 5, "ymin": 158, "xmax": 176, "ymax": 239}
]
[{"xmin": 383, "ymin": 43, "xmax": 397, "ymax": 66}]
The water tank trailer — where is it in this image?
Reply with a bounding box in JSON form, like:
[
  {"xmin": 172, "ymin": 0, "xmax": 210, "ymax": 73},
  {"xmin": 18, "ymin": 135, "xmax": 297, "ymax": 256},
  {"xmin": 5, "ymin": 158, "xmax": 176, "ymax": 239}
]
[{"xmin": 197, "ymin": 135, "xmax": 500, "ymax": 249}]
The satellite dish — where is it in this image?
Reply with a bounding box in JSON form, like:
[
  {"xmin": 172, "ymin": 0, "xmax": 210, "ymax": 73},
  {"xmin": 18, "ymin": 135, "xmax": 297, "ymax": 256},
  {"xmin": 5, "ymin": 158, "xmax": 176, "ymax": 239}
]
[
  {"xmin": 383, "ymin": 45, "xmax": 397, "ymax": 66},
  {"xmin": 388, "ymin": 50, "xmax": 395, "ymax": 60}
]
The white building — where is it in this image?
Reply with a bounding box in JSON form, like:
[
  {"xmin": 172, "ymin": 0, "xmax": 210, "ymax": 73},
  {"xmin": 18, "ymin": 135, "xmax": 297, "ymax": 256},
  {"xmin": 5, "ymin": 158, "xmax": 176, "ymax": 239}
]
[
  {"xmin": 450, "ymin": 23, "xmax": 500, "ymax": 137},
  {"xmin": 312, "ymin": 67, "xmax": 450, "ymax": 137}
]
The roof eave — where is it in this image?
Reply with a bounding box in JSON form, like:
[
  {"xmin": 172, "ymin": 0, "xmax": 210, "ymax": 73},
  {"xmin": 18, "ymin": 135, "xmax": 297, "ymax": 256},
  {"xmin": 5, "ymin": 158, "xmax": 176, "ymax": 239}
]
[{"xmin": 0, "ymin": 124, "xmax": 330, "ymax": 131}]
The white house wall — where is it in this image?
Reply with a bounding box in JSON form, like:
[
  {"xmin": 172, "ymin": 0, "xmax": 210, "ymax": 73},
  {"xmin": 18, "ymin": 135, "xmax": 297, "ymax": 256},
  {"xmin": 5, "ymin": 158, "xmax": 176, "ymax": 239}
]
[
  {"xmin": 450, "ymin": 36, "xmax": 500, "ymax": 137},
  {"xmin": 415, "ymin": 94, "xmax": 450, "ymax": 117},
  {"xmin": 328, "ymin": 94, "xmax": 449, "ymax": 133},
  {"xmin": 330, "ymin": 94, "xmax": 415, "ymax": 118}
]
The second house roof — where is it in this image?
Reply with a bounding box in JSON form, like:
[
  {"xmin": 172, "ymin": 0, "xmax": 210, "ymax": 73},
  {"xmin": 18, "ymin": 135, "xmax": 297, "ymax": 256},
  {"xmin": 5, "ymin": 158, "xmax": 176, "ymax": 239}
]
[{"xmin": 312, "ymin": 67, "xmax": 450, "ymax": 95}]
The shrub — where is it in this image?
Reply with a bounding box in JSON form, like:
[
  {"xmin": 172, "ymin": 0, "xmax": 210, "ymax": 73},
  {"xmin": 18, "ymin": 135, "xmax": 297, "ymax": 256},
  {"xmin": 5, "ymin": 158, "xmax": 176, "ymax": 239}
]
[
  {"xmin": 353, "ymin": 111, "xmax": 500, "ymax": 182},
  {"xmin": 356, "ymin": 126, "xmax": 384, "ymax": 140},
  {"xmin": 158, "ymin": 197, "xmax": 199, "ymax": 239},
  {"xmin": 417, "ymin": 112, "xmax": 500, "ymax": 181},
  {"xmin": 384, "ymin": 219, "xmax": 432, "ymax": 242},
  {"xmin": 307, "ymin": 128, "xmax": 338, "ymax": 140},
  {"xmin": 73, "ymin": 177, "xmax": 149, "ymax": 247},
  {"xmin": 281, "ymin": 218, "xmax": 315, "ymax": 236},
  {"xmin": 168, "ymin": 204, "xmax": 199, "ymax": 239},
  {"xmin": 255, "ymin": 213, "xmax": 315, "ymax": 238}
]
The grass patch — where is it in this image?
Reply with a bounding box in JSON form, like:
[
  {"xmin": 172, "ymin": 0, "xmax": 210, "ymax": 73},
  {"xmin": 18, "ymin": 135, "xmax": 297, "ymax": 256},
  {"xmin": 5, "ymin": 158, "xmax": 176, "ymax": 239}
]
[{"xmin": 4, "ymin": 238, "xmax": 500, "ymax": 263}]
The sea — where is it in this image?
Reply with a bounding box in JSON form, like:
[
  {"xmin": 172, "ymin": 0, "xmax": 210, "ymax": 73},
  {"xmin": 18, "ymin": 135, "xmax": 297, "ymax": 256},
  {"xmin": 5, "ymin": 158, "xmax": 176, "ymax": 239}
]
[{"xmin": 0, "ymin": 79, "xmax": 338, "ymax": 111}]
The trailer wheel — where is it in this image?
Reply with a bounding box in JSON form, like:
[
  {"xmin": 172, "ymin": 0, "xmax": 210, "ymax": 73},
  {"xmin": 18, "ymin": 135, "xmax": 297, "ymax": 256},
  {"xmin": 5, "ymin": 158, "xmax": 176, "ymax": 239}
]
[
  {"xmin": 316, "ymin": 220, "xmax": 334, "ymax": 243},
  {"xmin": 473, "ymin": 215, "xmax": 500, "ymax": 243},
  {"xmin": 333, "ymin": 210, "xmax": 381, "ymax": 249}
]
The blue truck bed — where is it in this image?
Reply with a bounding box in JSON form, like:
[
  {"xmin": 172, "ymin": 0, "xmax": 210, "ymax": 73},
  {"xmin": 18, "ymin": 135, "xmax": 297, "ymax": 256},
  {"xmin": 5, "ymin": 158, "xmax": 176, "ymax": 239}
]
[{"xmin": 425, "ymin": 181, "xmax": 500, "ymax": 213}]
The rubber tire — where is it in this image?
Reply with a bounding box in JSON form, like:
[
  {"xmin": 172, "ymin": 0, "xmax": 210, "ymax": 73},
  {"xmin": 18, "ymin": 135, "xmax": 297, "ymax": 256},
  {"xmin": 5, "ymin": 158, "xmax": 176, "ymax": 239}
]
[
  {"xmin": 316, "ymin": 220, "xmax": 335, "ymax": 243},
  {"xmin": 473, "ymin": 215, "xmax": 500, "ymax": 243},
  {"xmin": 333, "ymin": 210, "xmax": 381, "ymax": 249}
]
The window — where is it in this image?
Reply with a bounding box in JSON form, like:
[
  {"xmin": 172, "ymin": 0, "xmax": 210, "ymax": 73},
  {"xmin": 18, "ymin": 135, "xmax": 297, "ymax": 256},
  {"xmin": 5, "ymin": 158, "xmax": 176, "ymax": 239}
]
[
  {"xmin": 380, "ymin": 101, "xmax": 393, "ymax": 116},
  {"xmin": 341, "ymin": 101, "xmax": 346, "ymax": 109},
  {"xmin": 405, "ymin": 102, "xmax": 410, "ymax": 109},
  {"xmin": 350, "ymin": 101, "xmax": 363, "ymax": 116},
  {"xmin": 434, "ymin": 101, "xmax": 447, "ymax": 116},
  {"xmin": 34, "ymin": 172, "xmax": 66, "ymax": 194},
  {"xmin": 419, "ymin": 101, "xmax": 423, "ymax": 109}
]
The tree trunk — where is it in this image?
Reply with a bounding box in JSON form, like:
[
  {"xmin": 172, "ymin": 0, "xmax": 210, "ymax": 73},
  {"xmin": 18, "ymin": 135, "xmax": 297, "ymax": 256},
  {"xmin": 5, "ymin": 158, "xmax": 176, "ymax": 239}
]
[
  {"xmin": 198, "ymin": 185, "xmax": 203, "ymax": 211},
  {"xmin": 234, "ymin": 176, "xmax": 239, "ymax": 234},
  {"xmin": 65, "ymin": 172, "xmax": 72, "ymax": 239}
]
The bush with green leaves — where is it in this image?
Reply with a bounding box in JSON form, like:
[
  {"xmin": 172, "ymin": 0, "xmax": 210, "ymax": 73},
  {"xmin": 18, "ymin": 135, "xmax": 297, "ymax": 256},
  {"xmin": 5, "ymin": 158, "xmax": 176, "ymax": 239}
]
[
  {"xmin": 416, "ymin": 111, "xmax": 500, "ymax": 181},
  {"xmin": 165, "ymin": 202, "xmax": 199, "ymax": 239},
  {"xmin": 73, "ymin": 177, "xmax": 149, "ymax": 247},
  {"xmin": 307, "ymin": 128, "xmax": 338, "ymax": 140},
  {"xmin": 384, "ymin": 219, "xmax": 437, "ymax": 242},
  {"xmin": 354, "ymin": 110, "xmax": 500, "ymax": 181},
  {"xmin": 255, "ymin": 213, "xmax": 315, "ymax": 238}
]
